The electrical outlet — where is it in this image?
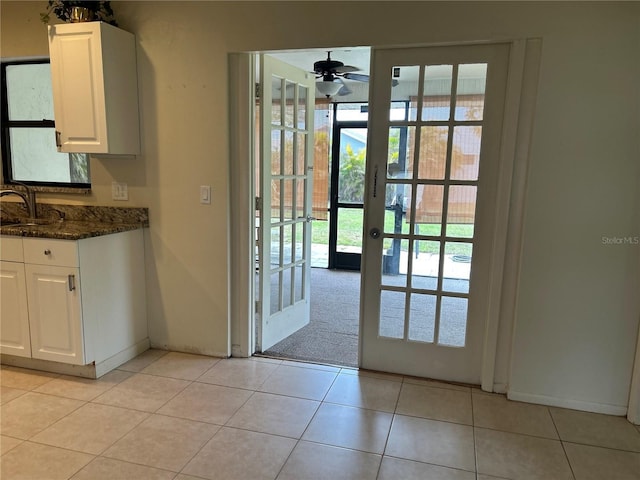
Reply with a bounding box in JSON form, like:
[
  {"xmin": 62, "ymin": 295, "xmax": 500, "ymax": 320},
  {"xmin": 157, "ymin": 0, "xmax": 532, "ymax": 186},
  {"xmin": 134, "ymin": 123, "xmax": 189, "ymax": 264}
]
[
  {"xmin": 112, "ymin": 182, "xmax": 128, "ymax": 201},
  {"xmin": 200, "ymin": 185, "xmax": 211, "ymax": 205}
]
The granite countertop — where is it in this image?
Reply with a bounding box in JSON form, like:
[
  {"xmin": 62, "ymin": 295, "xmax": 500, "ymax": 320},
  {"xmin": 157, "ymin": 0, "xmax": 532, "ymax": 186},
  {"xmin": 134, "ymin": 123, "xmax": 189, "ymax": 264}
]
[
  {"xmin": 0, "ymin": 204, "xmax": 149, "ymax": 240},
  {"xmin": 0, "ymin": 219, "xmax": 144, "ymax": 240}
]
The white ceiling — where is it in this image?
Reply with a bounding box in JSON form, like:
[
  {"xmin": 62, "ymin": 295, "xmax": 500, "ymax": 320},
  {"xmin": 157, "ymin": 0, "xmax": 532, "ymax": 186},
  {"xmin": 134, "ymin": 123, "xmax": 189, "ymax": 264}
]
[
  {"xmin": 264, "ymin": 46, "xmax": 488, "ymax": 101},
  {"xmin": 267, "ymin": 46, "xmax": 372, "ymax": 101},
  {"xmin": 269, "ymin": 47, "xmax": 372, "ymax": 76}
]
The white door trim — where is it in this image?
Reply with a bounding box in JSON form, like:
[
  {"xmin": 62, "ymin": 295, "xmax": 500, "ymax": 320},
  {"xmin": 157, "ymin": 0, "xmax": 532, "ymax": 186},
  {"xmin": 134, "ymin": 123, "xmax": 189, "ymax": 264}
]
[
  {"xmin": 481, "ymin": 38, "xmax": 543, "ymax": 392},
  {"xmin": 628, "ymin": 306, "xmax": 640, "ymax": 423},
  {"xmin": 229, "ymin": 52, "xmax": 256, "ymax": 358}
]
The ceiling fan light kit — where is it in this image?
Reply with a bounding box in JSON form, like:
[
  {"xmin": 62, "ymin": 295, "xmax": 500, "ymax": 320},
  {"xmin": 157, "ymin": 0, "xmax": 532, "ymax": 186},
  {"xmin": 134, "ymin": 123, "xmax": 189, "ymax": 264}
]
[
  {"xmin": 316, "ymin": 80, "xmax": 343, "ymax": 97},
  {"xmin": 313, "ymin": 51, "xmax": 369, "ymax": 98}
]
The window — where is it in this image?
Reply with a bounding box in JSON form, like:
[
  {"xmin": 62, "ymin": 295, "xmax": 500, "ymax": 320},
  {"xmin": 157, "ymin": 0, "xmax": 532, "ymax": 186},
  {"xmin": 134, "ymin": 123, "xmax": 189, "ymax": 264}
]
[{"xmin": 1, "ymin": 60, "xmax": 90, "ymax": 188}]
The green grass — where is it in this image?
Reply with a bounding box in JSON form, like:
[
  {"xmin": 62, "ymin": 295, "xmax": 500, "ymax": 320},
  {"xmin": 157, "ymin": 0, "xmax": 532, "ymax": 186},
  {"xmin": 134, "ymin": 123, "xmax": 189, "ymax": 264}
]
[{"xmin": 311, "ymin": 209, "xmax": 473, "ymax": 255}]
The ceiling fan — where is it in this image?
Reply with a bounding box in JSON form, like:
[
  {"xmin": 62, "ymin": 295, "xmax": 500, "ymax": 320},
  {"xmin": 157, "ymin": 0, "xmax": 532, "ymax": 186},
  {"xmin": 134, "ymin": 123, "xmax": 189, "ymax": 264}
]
[
  {"xmin": 312, "ymin": 51, "xmax": 398, "ymax": 98},
  {"xmin": 312, "ymin": 51, "xmax": 369, "ymax": 97}
]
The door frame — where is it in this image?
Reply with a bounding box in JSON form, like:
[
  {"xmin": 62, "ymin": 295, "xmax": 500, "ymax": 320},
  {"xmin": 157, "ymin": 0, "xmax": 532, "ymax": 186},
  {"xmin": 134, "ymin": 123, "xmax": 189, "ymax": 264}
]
[
  {"xmin": 328, "ymin": 118, "xmax": 368, "ymax": 271},
  {"xmin": 229, "ymin": 40, "xmax": 541, "ymax": 393}
]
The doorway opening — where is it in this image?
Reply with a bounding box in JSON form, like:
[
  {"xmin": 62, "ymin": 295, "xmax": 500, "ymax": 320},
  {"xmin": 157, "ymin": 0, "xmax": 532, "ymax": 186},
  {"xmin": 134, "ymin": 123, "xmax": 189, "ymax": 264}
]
[{"xmin": 254, "ymin": 48, "xmax": 372, "ymax": 367}]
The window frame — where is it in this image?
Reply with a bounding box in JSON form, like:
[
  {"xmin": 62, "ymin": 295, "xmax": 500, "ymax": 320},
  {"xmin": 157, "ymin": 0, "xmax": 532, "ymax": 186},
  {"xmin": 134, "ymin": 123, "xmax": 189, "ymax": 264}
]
[{"xmin": 1, "ymin": 58, "xmax": 91, "ymax": 189}]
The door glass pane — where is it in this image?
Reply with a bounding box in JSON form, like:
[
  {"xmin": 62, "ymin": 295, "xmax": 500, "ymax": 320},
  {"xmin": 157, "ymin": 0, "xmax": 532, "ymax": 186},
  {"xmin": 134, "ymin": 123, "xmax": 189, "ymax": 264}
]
[
  {"xmin": 270, "ymin": 271, "xmax": 280, "ymax": 314},
  {"xmin": 447, "ymin": 186, "xmax": 476, "ymax": 238},
  {"xmin": 422, "ymin": 65, "xmax": 453, "ymax": 121},
  {"xmin": 416, "ymin": 126, "xmax": 448, "ymax": 180},
  {"xmin": 271, "ymin": 76, "xmax": 282, "ymax": 125},
  {"xmin": 379, "ymin": 290, "xmax": 405, "ymax": 339},
  {"xmin": 336, "ymin": 208, "xmax": 363, "ymax": 254},
  {"xmin": 443, "ymin": 242, "xmax": 472, "ymax": 293},
  {"xmin": 411, "ymin": 240, "xmax": 439, "ymax": 290},
  {"xmin": 296, "ymin": 132, "xmax": 306, "ymax": 175},
  {"xmin": 282, "ymin": 179, "xmax": 294, "ymax": 220},
  {"xmin": 387, "ymin": 126, "xmax": 414, "ymax": 180},
  {"xmin": 297, "ymin": 86, "xmax": 307, "ymax": 129},
  {"xmin": 271, "ymin": 130, "xmax": 282, "ymax": 175},
  {"xmin": 284, "ymin": 131, "xmax": 294, "ymax": 175},
  {"xmin": 412, "ymin": 184, "xmax": 444, "ymax": 233},
  {"xmin": 294, "ymin": 265, "xmax": 303, "ymax": 302},
  {"xmin": 451, "ymin": 126, "xmax": 482, "ymax": 181},
  {"xmin": 295, "ymin": 222, "xmax": 304, "ymax": 262},
  {"xmin": 336, "ymin": 102, "xmax": 368, "ymax": 121},
  {"xmin": 390, "ymin": 101, "xmax": 408, "ymax": 121},
  {"xmin": 391, "ymin": 66, "xmax": 418, "ymax": 120},
  {"xmin": 455, "ymin": 63, "xmax": 487, "ymax": 121},
  {"xmin": 270, "ymin": 226, "xmax": 281, "ymax": 267},
  {"xmin": 409, "ymin": 293, "xmax": 436, "ymax": 342},
  {"xmin": 384, "ymin": 183, "xmax": 410, "ymax": 234},
  {"xmin": 439, "ymin": 296, "xmax": 467, "ymax": 347},
  {"xmin": 282, "ymin": 267, "xmax": 293, "ymax": 308},
  {"xmin": 295, "ymin": 179, "xmax": 305, "ymax": 220},
  {"xmin": 285, "ymin": 224, "xmax": 295, "ymax": 264},
  {"xmin": 285, "ymin": 81, "xmax": 295, "ymax": 128},
  {"xmin": 338, "ymin": 128, "xmax": 366, "ymax": 204},
  {"xmin": 270, "ymin": 180, "xmax": 281, "ymax": 223},
  {"xmin": 381, "ymin": 238, "xmax": 409, "ymax": 286}
]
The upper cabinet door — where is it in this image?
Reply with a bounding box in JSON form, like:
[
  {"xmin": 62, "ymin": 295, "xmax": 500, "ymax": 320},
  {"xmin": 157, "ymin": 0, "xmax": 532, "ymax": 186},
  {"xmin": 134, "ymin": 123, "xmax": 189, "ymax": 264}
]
[{"xmin": 48, "ymin": 22, "xmax": 140, "ymax": 155}]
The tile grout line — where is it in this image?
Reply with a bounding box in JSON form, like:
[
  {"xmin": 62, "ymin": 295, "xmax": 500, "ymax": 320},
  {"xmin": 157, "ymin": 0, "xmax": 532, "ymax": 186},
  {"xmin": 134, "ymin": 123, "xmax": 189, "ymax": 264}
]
[
  {"xmin": 172, "ymin": 370, "xmax": 266, "ymax": 476},
  {"xmin": 471, "ymin": 387, "xmax": 479, "ymax": 477},
  {"xmin": 372, "ymin": 375, "xmax": 406, "ymax": 479},
  {"xmin": 548, "ymin": 406, "xmax": 577, "ymax": 480}
]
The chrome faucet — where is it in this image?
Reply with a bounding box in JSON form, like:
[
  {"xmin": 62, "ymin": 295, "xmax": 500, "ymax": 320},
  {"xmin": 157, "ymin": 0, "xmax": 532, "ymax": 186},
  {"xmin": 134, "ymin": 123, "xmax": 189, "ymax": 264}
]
[{"xmin": 0, "ymin": 182, "xmax": 38, "ymax": 219}]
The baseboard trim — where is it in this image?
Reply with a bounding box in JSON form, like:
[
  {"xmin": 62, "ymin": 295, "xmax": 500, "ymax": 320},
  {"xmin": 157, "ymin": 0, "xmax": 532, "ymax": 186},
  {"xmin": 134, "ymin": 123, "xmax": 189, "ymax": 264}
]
[
  {"xmin": 492, "ymin": 382, "xmax": 508, "ymax": 394},
  {"xmin": 95, "ymin": 338, "xmax": 150, "ymax": 377},
  {"xmin": 508, "ymin": 390, "xmax": 628, "ymax": 416}
]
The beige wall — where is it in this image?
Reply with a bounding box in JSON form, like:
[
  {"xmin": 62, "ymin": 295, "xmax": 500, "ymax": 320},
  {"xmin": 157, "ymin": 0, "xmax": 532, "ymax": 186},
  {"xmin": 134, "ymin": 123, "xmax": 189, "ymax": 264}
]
[{"xmin": 2, "ymin": 2, "xmax": 639, "ymax": 409}]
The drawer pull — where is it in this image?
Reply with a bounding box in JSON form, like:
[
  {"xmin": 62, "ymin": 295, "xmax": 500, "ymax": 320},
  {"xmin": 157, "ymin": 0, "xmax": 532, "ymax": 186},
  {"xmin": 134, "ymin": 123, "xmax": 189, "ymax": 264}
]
[
  {"xmin": 44, "ymin": 249, "xmax": 52, "ymax": 256},
  {"xmin": 68, "ymin": 274, "xmax": 76, "ymax": 291}
]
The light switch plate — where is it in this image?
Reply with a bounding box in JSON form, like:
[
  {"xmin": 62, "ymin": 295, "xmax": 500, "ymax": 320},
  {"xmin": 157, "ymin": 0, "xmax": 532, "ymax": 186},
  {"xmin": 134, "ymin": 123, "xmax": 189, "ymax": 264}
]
[
  {"xmin": 112, "ymin": 182, "xmax": 128, "ymax": 201},
  {"xmin": 200, "ymin": 185, "xmax": 211, "ymax": 205}
]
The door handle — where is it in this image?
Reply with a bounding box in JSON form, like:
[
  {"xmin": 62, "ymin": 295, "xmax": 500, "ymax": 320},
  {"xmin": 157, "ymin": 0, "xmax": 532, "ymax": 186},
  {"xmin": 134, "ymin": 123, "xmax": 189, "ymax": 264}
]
[
  {"xmin": 68, "ymin": 274, "xmax": 76, "ymax": 291},
  {"xmin": 369, "ymin": 227, "xmax": 381, "ymax": 239},
  {"xmin": 297, "ymin": 215, "xmax": 317, "ymax": 223}
]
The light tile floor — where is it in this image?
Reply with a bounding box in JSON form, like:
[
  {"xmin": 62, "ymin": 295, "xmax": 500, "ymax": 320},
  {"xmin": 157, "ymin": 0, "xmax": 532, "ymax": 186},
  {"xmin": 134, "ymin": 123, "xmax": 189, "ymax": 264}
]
[{"xmin": 1, "ymin": 350, "xmax": 639, "ymax": 480}]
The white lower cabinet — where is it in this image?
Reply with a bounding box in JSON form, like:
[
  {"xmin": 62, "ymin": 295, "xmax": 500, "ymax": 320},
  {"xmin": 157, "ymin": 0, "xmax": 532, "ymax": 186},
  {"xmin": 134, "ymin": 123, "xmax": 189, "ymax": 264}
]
[
  {"xmin": 26, "ymin": 264, "xmax": 84, "ymax": 365},
  {"xmin": 0, "ymin": 230, "xmax": 147, "ymax": 373},
  {"xmin": 0, "ymin": 260, "xmax": 31, "ymax": 358}
]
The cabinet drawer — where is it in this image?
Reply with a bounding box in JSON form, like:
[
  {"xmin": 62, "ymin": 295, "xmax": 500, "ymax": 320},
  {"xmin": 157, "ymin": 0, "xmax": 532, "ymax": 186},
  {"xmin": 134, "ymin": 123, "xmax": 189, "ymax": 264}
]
[
  {"xmin": 23, "ymin": 238, "xmax": 79, "ymax": 267},
  {"xmin": 0, "ymin": 236, "xmax": 24, "ymax": 262}
]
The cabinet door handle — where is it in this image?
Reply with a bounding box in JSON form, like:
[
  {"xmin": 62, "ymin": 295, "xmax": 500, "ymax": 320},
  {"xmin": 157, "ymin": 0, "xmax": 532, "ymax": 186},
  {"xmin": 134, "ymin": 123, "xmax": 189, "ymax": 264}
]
[
  {"xmin": 55, "ymin": 130, "xmax": 61, "ymax": 148},
  {"xmin": 44, "ymin": 249, "xmax": 52, "ymax": 256},
  {"xmin": 68, "ymin": 274, "xmax": 76, "ymax": 291}
]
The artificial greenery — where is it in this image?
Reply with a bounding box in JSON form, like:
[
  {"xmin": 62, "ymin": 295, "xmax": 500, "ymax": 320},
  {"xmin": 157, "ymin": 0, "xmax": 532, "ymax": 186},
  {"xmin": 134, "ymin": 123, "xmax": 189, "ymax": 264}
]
[{"xmin": 40, "ymin": 1, "xmax": 118, "ymax": 26}]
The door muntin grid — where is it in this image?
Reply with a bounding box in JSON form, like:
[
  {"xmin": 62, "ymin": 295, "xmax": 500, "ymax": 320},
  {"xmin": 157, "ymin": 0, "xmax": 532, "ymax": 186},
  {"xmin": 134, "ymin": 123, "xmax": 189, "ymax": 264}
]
[
  {"xmin": 378, "ymin": 62, "xmax": 487, "ymax": 347},
  {"xmin": 268, "ymin": 74, "xmax": 310, "ymax": 315}
]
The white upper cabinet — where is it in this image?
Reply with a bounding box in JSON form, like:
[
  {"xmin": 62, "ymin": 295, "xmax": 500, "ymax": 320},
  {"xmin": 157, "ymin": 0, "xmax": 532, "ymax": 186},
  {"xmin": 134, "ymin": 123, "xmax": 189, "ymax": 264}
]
[{"xmin": 48, "ymin": 22, "xmax": 140, "ymax": 155}]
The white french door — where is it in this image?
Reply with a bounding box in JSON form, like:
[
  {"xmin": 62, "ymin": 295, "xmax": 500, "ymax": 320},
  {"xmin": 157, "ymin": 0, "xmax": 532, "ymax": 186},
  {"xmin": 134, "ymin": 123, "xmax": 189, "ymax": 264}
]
[
  {"xmin": 360, "ymin": 44, "xmax": 510, "ymax": 384},
  {"xmin": 258, "ymin": 55, "xmax": 315, "ymax": 351}
]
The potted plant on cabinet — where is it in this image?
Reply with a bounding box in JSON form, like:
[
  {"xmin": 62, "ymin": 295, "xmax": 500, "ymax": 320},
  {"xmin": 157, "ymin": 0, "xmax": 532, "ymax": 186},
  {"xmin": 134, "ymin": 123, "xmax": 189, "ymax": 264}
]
[{"xmin": 40, "ymin": 1, "xmax": 118, "ymax": 26}]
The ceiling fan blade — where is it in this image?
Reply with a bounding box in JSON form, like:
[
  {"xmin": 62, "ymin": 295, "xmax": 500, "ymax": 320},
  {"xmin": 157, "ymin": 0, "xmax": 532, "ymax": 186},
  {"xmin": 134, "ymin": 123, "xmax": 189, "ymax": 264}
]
[
  {"xmin": 336, "ymin": 77, "xmax": 352, "ymax": 96},
  {"xmin": 343, "ymin": 73, "xmax": 369, "ymax": 83},
  {"xmin": 335, "ymin": 65, "xmax": 359, "ymax": 74}
]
